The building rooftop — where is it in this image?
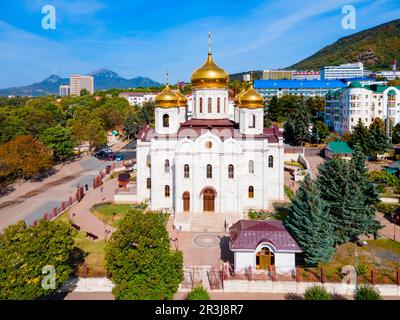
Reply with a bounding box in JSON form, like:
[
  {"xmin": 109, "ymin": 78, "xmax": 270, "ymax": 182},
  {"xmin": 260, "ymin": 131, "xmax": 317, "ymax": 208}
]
[
  {"xmin": 326, "ymin": 141, "xmax": 353, "ymax": 154},
  {"xmin": 254, "ymin": 79, "xmax": 346, "ymax": 89},
  {"xmin": 229, "ymin": 220, "xmax": 302, "ymax": 252}
]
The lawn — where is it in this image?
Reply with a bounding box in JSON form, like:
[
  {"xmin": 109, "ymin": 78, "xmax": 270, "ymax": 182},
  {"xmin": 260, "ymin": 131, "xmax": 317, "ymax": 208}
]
[
  {"xmin": 300, "ymin": 239, "xmax": 400, "ymax": 284},
  {"xmin": 90, "ymin": 203, "xmax": 144, "ymax": 227}
]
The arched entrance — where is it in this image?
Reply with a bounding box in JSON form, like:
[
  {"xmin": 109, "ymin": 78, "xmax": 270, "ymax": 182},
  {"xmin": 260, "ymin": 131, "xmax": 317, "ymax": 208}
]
[
  {"xmin": 256, "ymin": 247, "xmax": 275, "ymax": 270},
  {"xmin": 183, "ymin": 192, "xmax": 190, "ymax": 212},
  {"xmin": 203, "ymin": 188, "xmax": 215, "ymax": 212}
]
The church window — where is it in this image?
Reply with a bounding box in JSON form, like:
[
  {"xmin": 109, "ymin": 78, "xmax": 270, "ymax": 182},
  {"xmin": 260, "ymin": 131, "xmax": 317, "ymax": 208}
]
[
  {"xmin": 146, "ymin": 178, "xmax": 151, "ymax": 189},
  {"xmin": 165, "ymin": 185, "xmax": 170, "ymax": 197},
  {"xmin": 208, "ymin": 97, "xmax": 212, "ymax": 113},
  {"xmin": 217, "ymin": 98, "xmax": 221, "ymax": 112},
  {"xmin": 165, "ymin": 159, "xmax": 170, "ymax": 173},
  {"xmin": 249, "ymin": 114, "xmax": 256, "ymax": 128},
  {"xmin": 206, "ymin": 164, "xmax": 212, "ymax": 178},
  {"xmin": 248, "ymin": 186, "xmax": 254, "ymax": 198},
  {"xmin": 146, "ymin": 155, "xmax": 151, "ymax": 167},
  {"xmin": 205, "ymin": 141, "xmax": 213, "ymax": 149},
  {"xmin": 268, "ymin": 155, "xmax": 274, "ymax": 168},
  {"xmin": 249, "ymin": 160, "xmax": 254, "ymax": 174},
  {"xmin": 163, "ymin": 114, "xmax": 169, "ymax": 127},
  {"xmin": 228, "ymin": 164, "xmax": 234, "ymax": 179},
  {"xmin": 184, "ymin": 164, "xmax": 189, "ymax": 178},
  {"xmin": 199, "ymin": 97, "xmax": 203, "ymax": 113}
]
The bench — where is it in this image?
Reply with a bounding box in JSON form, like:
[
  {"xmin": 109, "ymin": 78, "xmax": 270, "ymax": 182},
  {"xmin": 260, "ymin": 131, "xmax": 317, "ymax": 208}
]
[
  {"xmin": 71, "ymin": 223, "xmax": 81, "ymax": 231},
  {"xmin": 86, "ymin": 232, "xmax": 98, "ymax": 241}
]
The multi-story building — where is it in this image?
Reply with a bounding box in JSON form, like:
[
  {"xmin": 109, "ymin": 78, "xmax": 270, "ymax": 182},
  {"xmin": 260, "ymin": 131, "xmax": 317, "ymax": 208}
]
[
  {"xmin": 69, "ymin": 74, "xmax": 94, "ymax": 96},
  {"xmin": 321, "ymin": 62, "xmax": 364, "ymax": 80},
  {"xmin": 119, "ymin": 92, "xmax": 158, "ymax": 106},
  {"xmin": 254, "ymin": 79, "xmax": 346, "ymax": 100},
  {"xmin": 375, "ymin": 70, "xmax": 398, "ymax": 80},
  {"xmin": 262, "ymin": 69, "xmax": 293, "ymax": 80},
  {"xmin": 292, "ymin": 71, "xmax": 320, "ymax": 80},
  {"xmin": 324, "ymin": 81, "xmax": 400, "ymax": 134},
  {"xmin": 59, "ymin": 84, "xmax": 71, "ymax": 97}
]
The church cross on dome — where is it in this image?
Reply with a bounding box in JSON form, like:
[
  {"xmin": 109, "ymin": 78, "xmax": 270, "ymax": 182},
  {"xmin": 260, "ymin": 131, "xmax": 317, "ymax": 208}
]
[{"xmin": 208, "ymin": 32, "xmax": 211, "ymax": 54}]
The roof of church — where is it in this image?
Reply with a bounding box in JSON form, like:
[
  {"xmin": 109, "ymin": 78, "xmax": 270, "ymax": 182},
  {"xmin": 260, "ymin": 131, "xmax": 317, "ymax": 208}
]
[
  {"xmin": 229, "ymin": 220, "xmax": 302, "ymax": 252},
  {"xmin": 136, "ymin": 122, "xmax": 283, "ymax": 143}
]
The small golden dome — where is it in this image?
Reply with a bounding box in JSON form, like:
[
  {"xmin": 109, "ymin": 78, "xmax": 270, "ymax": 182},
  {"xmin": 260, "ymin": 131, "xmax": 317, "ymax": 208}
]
[
  {"xmin": 175, "ymin": 88, "xmax": 188, "ymax": 106},
  {"xmin": 234, "ymin": 88, "xmax": 245, "ymax": 106},
  {"xmin": 239, "ymin": 85, "xmax": 264, "ymax": 109},
  {"xmin": 155, "ymin": 84, "xmax": 178, "ymax": 108},
  {"xmin": 191, "ymin": 53, "xmax": 229, "ymax": 89}
]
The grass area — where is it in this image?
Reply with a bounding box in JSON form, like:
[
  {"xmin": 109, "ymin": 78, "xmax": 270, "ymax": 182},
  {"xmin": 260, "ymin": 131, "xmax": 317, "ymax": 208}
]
[
  {"xmin": 90, "ymin": 203, "xmax": 145, "ymax": 228},
  {"xmin": 284, "ymin": 185, "xmax": 294, "ymax": 200},
  {"xmin": 301, "ymin": 239, "xmax": 400, "ymax": 284},
  {"xmin": 284, "ymin": 161, "xmax": 306, "ymax": 170}
]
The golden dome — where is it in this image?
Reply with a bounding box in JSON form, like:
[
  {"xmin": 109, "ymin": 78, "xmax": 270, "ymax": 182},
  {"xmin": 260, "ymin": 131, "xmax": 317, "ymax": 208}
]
[
  {"xmin": 155, "ymin": 84, "xmax": 178, "ymax": 108},
  {"xmin": 191, "ymin": 52, "xmax": 229, "ymax": 89},
  {"xmin": 234, "ymin": 88, "xmax": 245, "ymax": 106},
  {"xmin": 239, "ymin": 85, "xmax": 264, "ymax": 109},
  {"xmin": 175, "ymin": 88, "xmax": 188, "ymax": 106}
]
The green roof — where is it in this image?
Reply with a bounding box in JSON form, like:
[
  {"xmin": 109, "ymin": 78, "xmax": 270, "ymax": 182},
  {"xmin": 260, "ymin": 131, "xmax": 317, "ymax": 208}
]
[
  {"xmin": 348, "ymin": 81, "xmax": 363, "ymax": 88},
  {"xmin": 388, "ymin": 89, "xmax": 397, "ymax": 95},
  {"xmin": 326, "ymin": 141, "xmax": 353, "ymax": 154}
]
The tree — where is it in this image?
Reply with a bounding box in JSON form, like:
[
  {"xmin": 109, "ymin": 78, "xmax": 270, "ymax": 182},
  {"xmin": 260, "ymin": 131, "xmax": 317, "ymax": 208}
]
[
  {"xmin": 368, "ymin": 118, "xmax": 390, "ymax": 159},
  {"xmin": 186, "ymin": 285, "xmax": 210, "ymax": 300},
  {"xmin": 0, "ymin": 220, "xmax": 75, "ymax": 300},
  {"xmin": 106, "ymin": 210, "xmax": 183, "ymax": 300},
  {"xmin": 283, "ymin": 117, "xmax": 295, "ymax": 144},
  {"xmin": 284, "ymin": 174, "xmax": 335, "ymax": 264},
  {"xmin": 316, "ymin": 156, "xmax": 381, "ymax": 244},
  {"xmin": 350, "ymin": 119, "xmax": 370, "ymax": 155},
  {"xmin": 124, "ymin": 111, "xmax": 141, "ymax": 139},
  {"xmin": 392, "ymin": 123, "xmax": 400, "ymax": 144},
  {"xmin": 0, "ymin": 135, "xmax": 53, "ymax": 180},
  {"xmin": 292, "ymin": 102, "xmax": 311, "ymax": 146},
  {"xmin": 40, "ymin": 125, "xmax": 76, "ymax": 162},
  {"xmin": 80, "ymin": 88, "xmax": 90, "ymax": 96},
  {"xmin": 315, "ymin": 121, "xmax": 330, "ymax": 143},
  {"xmin": 305, "ymin": 96, "xmax": 325, "ymax": 121},
  {"xmin": 86, "ymin": 119, "xmax": 107, "ymax": 152}
]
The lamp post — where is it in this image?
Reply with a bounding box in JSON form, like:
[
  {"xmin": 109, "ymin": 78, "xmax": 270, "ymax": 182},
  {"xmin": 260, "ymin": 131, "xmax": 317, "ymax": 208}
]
[{"xmin": 352, "ymin": 236, "xmax": 368, "ymax": 293}]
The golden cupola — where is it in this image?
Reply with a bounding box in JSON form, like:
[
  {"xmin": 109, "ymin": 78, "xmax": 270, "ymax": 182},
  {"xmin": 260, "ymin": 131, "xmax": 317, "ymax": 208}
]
[
  {"xmin": 175, "ymin": 87, "xmax": 188, "ymax": 106},
  {"xmin": 155, "ymin": 84, "xmax": 178, "ymax": 108},
  {"xmin": 234, "ymin": 88, "xmax": 245, "ymax": 106},
  {"xmin": 239, "ymin": 84, "xmax": 264, "ymax": 109},
  {"xmin": 191, "ymin": 33, "xmax": 229, "ymax": 89}
]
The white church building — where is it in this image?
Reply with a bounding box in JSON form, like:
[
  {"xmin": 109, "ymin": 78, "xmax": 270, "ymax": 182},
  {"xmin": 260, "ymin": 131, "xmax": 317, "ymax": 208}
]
[{"xmin": 135, "ymin": 42, "xmax": 285, "ymax": 231}]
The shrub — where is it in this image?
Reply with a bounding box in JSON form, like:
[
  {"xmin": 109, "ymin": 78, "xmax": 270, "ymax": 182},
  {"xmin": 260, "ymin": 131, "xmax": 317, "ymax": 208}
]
[
  {"xmin": 186, "ymin": 285, "xmax": 210, "ymax": 300},
  {"xmin": 369, "ymin": 170, "xmax": 399, "ymax": 187},
  {"xmin": 304, "ymin": 285, "xmax": 332, "ymax": 300},
  {"xmin": 354, "ymin": 285, "xmax": 382, "ymax": 300},
  {"xmin": 284, "ymin": 185, "xmax": 294, "ymax": 200},
  {"xmin": 248, "ymin": 209, "xmax": 273, "ymax": 220},
  {"xmin": 375, "ymin": 202, "xmax": 399, "ymax": 215}
]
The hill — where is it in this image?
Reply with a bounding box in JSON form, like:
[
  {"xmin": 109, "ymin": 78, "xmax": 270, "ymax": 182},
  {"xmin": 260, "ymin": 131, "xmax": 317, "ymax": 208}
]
[
  {"xmin": 0, "ymin": 69, "xmax": 161, "ymax": 96},
  {"xmin": 288, "ymin": 19, "xmax": 400, "ymax": 71}
]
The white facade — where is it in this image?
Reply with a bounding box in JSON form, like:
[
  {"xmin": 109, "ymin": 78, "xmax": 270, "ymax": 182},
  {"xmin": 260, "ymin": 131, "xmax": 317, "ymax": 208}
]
[
  {"xmin": 70, "ymin": 74, "xmax": 94, "ymax": 95},
  {"xmin": 325, "ymin": 82, "xmax": 400, "ymax": 134},
  {"xmin": 119, "ymin": 92, "xmax": 157, "ymax": 106},
  {"xmin": 292, "ymin": 71, "xmax": 320, "ymax": 80},
  {"xmin": 59, "ymin": 84, "xmax": 71, "ymax": 96},
  {"xmin": 321, "ymin": 62, "xmax": 364, "ymax": 80}
]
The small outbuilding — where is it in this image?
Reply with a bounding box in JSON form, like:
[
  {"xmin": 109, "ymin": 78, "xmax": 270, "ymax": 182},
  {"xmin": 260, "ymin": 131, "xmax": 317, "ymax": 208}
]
[
  {"xmin": 324, "ymin": 140, "xmax": 353, "ymax": 160},
  {"xmin": 117, "ymin": 173, "xmax": 131, "ymax": 189},
  {"xmin": 229, "ymin": 220, "xmax": 302, "ymax": 274}
]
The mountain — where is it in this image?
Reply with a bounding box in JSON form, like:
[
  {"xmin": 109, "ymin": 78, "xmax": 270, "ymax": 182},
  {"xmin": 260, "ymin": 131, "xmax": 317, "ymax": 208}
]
[
  {"xmin": 0, "ymin": 69, "xmax": 161, "ymax": 96},
  {"xmin": 288, "ymin": 19, "xmax": 400, "ymax": 71}
]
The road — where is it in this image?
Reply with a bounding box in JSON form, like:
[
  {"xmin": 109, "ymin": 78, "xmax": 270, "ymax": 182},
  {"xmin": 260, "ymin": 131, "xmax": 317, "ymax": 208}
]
[{"xmin": 0, "ymin": 140, "xmax": 136, "ymax": 232}]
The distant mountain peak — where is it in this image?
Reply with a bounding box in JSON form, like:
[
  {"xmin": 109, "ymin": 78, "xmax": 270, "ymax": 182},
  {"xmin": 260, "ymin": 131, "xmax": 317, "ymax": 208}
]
[
  {"xmin": 44, "ymin": 74, "xmax": 63, "ymax": 83},
  {"xmin": 89, "ymin": 68, "xmax": 121, "ymax": 78}
]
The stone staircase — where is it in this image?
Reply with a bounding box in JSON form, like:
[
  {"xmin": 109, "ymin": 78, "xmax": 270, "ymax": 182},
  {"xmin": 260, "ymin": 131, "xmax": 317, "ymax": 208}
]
[{"xmin": 190, "ymin": 213, "xmax": 240, "ymax": 233}]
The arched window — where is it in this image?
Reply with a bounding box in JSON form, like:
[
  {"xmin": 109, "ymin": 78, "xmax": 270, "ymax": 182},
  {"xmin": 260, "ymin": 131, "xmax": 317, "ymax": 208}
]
[
  {"xmin": 208, "ymin": 97, "xmax": 212, "ymax": 113},
  {"xmin": 206, "ymin": 164, "xmax": 212, "ymax": 179},
  {"xmin": 163, "ymin": 114, "xmax": 169, "ymax": 127},
  {"xmin": 248, "ymin": 186, "xmax": 254, "ymax": 198},
  {"xmin": 184, "ymin": 164, "xmax": 189, "ymax": 178},
  {"xmin": 165, "ymin": 185, "xmax": 170, "ymax": 197},
  {"xmin": 199, "ymin": 97, "xmax": 203, "ymax": 113},
  {"xmin": 146, "ymin": 154, "xmax": 151, "ymax": 168},
  {"xmin": 164, "ymin": 159, "xmax": 170, "ymax": 173},
  {"xmin": 249, "ymin": 160, "xmax": 254, "ymax": 174},
  {"xmin": 228, "ymin": 164, "xmax": 234, "ymax": 179},
  {"xmin": 268, "ymin": 155, "xmax": 273, "ymax": 168},
  {"xmin": 146, "ymin": 178, "xmax": 151, "ymax": 189},
  {"xmin": 217, "ymin": 97, "xmax": 221, "ymax": 113},
  {"xmin": 249, "ymin": 114, "xmax": 256, "ymax": 128}
]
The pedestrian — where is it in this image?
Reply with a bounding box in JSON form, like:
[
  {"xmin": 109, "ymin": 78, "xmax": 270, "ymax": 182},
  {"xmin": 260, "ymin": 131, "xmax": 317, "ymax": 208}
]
[{"xmin": 85, "ymin": 184, "xmax": 89, "ymax": 191}]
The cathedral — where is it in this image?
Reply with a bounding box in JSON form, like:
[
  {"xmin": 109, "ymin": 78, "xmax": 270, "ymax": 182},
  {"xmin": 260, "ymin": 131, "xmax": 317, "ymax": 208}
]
[{"xmin": 135, "ymin": 39, "xmax": 284, "ymax": 231}]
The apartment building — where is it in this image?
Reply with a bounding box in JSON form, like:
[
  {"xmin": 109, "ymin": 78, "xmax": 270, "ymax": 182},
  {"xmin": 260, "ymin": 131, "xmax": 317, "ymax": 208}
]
[
  {"xmin": 119, "ymin": 92, "xmax": 158, "ymax": 106},
  {"xmin": 321, "ymin": 62, "xmax": 364, "ymax": 80},
  {"xmin": 325, "ymin": 81, "xmax": 400, "ymax": 134},
  {"xmin": 70, "ymin": 74, "xmax": 94, "ymax": 95}
]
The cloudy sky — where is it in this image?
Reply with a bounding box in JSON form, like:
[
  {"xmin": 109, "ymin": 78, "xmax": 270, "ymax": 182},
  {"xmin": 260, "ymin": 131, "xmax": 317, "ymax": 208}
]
[{"xmin": 0, "ymin": 0, "xmax": 399, "ymax": 88}]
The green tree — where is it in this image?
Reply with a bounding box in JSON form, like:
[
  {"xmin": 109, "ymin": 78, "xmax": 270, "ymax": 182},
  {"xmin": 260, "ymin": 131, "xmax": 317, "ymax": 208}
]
[
  {"xmin": 392, "ymin": 123, "xmax": 400, "ymax": 144},
  {"xmin": 106, "ymin": 210, "xmax": 183, "ymax": 300},
  {"xmin": 124, "ymin": 111, "xmax": 141, "ymax": 139},
  {"xmin": 315, "ymin": 121, "xmax": 330, "ymax": 143},
  {"xmin": 368, "ymin": 118, "xmax": 390, "ymax": 159},
  {"xmin": 284, "ymin": 174, "xmax": 335, "ymax": 264},
  {"xmin": 283, "ymin": 117, "xmax": 295, "ymax": 144},
  {"xmin": 293, "ymin": 102, "xmax": 311, "ymax": 146},
  {"xmin": 0, "ymin": 220, "xmax": 75, "ymax": 300},
  {"xmin": 350, "ymin": 119, "xmax": 370, "ymax": 155},
  {"xmin": 86, "ymin": 119, "xmax": 107, "ymax": 152},
  {"xmin": 40, "ymin": 125, "xmax": 76, "ymax": 162}
]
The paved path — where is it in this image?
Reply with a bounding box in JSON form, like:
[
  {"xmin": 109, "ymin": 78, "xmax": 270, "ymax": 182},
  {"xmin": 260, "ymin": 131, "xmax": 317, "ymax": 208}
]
[{"xmin": 376, "ymin": 213, "xmax": 400, "ymax": 242}]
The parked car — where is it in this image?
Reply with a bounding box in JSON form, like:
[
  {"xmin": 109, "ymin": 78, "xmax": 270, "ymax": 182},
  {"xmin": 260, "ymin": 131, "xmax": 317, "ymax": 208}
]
[
  {"xmin": 115, "ymin": 153, "xmax": 124, "ymax": 161},
  {"xmin": 95, "ymin": 150, "xmax": 115, "ymax": 160}
]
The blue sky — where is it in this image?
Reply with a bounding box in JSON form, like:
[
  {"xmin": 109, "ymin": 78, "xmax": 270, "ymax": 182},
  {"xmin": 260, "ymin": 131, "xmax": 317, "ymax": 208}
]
[{"xmin": 0, "ymin": 0, "xmax": 399, "ymax": 88}]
